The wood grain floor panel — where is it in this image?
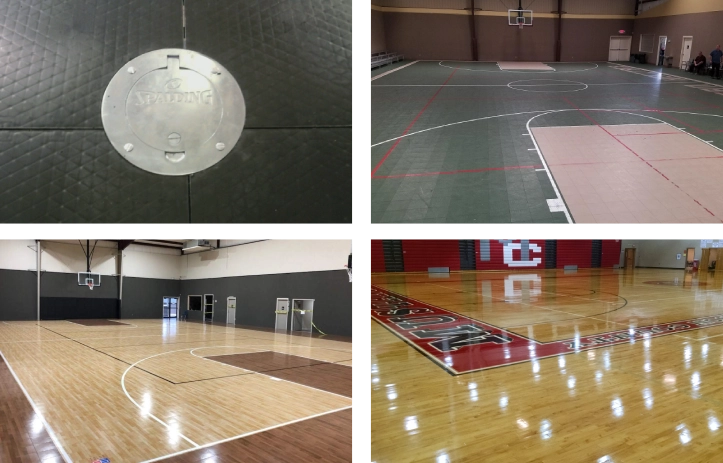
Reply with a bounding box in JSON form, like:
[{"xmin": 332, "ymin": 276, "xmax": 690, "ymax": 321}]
[
  {"xmin": 160, "ymin": 409, "xmax": 352, "ymax": 463},
  {"xmin": 0, "ymin": 319, "xmax": 352, "ymax": 462}
]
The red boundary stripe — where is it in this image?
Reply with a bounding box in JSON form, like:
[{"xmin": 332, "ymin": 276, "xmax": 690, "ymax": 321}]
[
  {"xmin": 370, "ymin": 68, "xmax": 459, "ymax": 178},
  {"xmin": 372, "ymin": 164, "xmax": 542, "ymax": 179},
  {"xmin": 372, "ymin": 285, "xmax": 723, "ymax": 375}
]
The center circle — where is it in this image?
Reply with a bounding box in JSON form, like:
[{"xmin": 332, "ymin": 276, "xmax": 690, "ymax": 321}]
[
  {"xmin": 507, "ymin": 79, "xmax": 588, "ymax": 93},
  {"xmin": 126, "ymin": 68, "xmax": 223, "ymax": 152}
]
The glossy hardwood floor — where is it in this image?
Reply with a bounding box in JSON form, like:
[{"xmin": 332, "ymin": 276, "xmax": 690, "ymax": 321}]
[
  {"xmin": 372, "ymin": 268, "xmax": 723, "ymax": 463},
  {"xmin": 0, "ymin": 319, "xmax": 352, "ymax": 462}
]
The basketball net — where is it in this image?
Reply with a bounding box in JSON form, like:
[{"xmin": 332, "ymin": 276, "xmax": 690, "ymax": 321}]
[
  {"xmin": 87, "ymin": 281, "xmax": 94, "ymax": 291},
  {"xmin": 519, "ymin": 22, "xmax": 524, "ymax": 30},
  {"xmin": 345, "ymin": 266, "xmax": 352, "ymax": 282}
]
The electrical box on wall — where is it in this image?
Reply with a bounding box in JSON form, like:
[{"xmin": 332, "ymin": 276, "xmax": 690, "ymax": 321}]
[{"xmin": 226, "ymin": 296, "xmax": 236, "ymax": 325}]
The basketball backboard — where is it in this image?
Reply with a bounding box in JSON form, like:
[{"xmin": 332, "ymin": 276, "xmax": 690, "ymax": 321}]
[
  {"xmin": 508, "ymin": 9, "xmax": 533, "ymax": 28},
  {"xmin": 78, "ymin": 272, "xmax": 101, "ymax": 290}
]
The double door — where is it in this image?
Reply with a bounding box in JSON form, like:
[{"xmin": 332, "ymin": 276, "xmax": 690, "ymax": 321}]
[
  {"xmin": 609, "ymin": 36, "xmax": 632, "ymax": 61},
  {"xmin": 163, "ymin": 297, "xmax": 179, "ymax": 318}
]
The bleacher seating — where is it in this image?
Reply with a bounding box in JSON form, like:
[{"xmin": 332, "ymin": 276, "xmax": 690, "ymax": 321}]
[{"xmin": 372, "ymin": 51, "xmax": 404, "ymax": 69}]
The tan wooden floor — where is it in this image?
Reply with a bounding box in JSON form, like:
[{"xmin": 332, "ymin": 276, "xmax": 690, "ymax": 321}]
[
  {"xmin": 0, "ymin": 319, "xmax": 352, "ymax": 462},
  {"xmin": 372, "ymin": 268, "xmax": 723, "ymax": 463}
]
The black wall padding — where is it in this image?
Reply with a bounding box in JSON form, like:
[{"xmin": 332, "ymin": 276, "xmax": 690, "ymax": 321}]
[
  {"xmin": 459, "ymin": 240, "xmax": 476, "ymax": 270},
  {"xmin": 383, "ymin": 240, "xmax": 404, "ymax": 272},
  {"xmin": 545, "ymin": 240, "xmax": 557, "ymax": 268},
  {"xmin": 40, "ymin": 298, "xmax": 119, "ymax": 320},
  {"xmin": 591, "ymin": 240, "xmax": 603, "ymax": 268}
]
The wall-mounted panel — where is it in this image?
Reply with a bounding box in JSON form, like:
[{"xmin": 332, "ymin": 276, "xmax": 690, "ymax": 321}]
[
  {"xmin": 476, "ymin": 240, "xmax": 546, "ymax": 270},
  {"xmin": 0, "ymin": 269, "xmax": 36, "ymax": 320},
  {"xmin": 602, "ymin": 240, "xmax": 622, "ymax": 267},
  {"xmin": 371, "ymin": 240, "xmax": 386, "ymax": 273},
  {"xmin": 557, "ymin": 240, "xmax": 593, "ymax": 268},
  {"xmin": 401, "ymin": 240, "xmax": 461, "ymax": 272}
]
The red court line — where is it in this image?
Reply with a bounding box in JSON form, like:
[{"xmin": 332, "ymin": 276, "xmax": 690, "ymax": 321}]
[
  {"xmin": 370, "ymin": 68, "xmax": 459, "ymax": 178},
  {"xmin": 651, "ymin": 155, "xmax": 723, "ymax": 162},
  {"xmin": 560, "ymin": 97, "xmax": 721, "ymax": 221},
  {"xmin": 615, "ymin": 132, "xmax": 684, "ymax": 136},
  {"xmin": 372, "ymin": 164, "xmax": 543, "ymax": 179}
]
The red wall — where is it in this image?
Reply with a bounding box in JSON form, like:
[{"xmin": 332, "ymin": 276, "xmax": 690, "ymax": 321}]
[
  {"xmin": 371, "ymin": 240, "xmax": 386, "ymax": 272},
  {"xmin": 557, "ymin": 240, "xmax": 592, "ymax": 268},
  {"xmin": 475, "ymin": 240, "xmax": 546, "ymax": 270},
  {"xmin": 602, "ymin": 240, "xmax": 622, "ymax": 268},
  {"xmin": 401, "ymin": 240, "xmax": 460, "ymax": 272}
]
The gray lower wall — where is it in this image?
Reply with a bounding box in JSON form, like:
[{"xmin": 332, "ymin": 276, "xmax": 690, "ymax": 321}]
[
  {"xmin": 180, "ymin": 270, "xmax": 352, "ymax": 337},
  {"xmin": 0, "ymin": 269, "xmax": 37, "ymax": 320},
  {"xmin": 122, "ymin": 277, "xmax": 181, "ymax": 319},
  {"xmin": 619, "ymin": 240, "xmax": 702, "ymax": 268},
  {"xmin": 40, "ymin": 272, "xmax": 118, "ymax": 298}
]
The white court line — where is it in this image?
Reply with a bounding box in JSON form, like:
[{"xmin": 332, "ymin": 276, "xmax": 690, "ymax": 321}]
[
  {"xmin": 371, "ymin": 108, "xmax": 723, "ymax": 149},
  {"xmin": 371, "ymin": 60, "xmax": 419, "ymax": 81},
  {"xmin": 189, "ymin": 346, "xmax": 353, "ymax": 400},
  {"xmin": 139, "ymin": 405, "xmax": 352, "ymax": 463},
  {"xmin": 0, "ymin": 350, "xmax": 73, "ymax": 463},
  {"xmin": 120, "ymin": 348, "xmax": 200, "ymax": 448}
]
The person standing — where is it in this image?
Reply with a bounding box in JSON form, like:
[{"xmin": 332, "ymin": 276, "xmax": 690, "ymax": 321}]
[
  {"xmin": 711, "ymin": 45, "xmax": 723, "ymax": 79},
  {"xmin": 659, "ymin": 41, "xmax": 666, "ymax": 66}
]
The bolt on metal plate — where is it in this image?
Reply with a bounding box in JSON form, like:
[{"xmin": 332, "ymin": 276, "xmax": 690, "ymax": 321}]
[{"xmin": 102, "ymin": 49, "xmax": 246, "ymax": 176}]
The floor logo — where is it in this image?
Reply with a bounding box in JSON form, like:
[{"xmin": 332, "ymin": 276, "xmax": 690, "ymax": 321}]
[
  {"xmin": 91, "ymin": 457, "xmax": 111, "ymax": 463},
  {"xmin": 372, "ymin": 285, "xmax": 723, "ymax": 375}
]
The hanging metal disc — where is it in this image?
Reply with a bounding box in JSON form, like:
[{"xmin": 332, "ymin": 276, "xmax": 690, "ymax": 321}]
[{"xmin": 101, "ymin": 49, "xmax": 245, "ymax": 176}]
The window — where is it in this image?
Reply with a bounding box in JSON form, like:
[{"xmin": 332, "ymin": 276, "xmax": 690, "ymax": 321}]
[{"xmin": 640, "ymin": 34, "xmax": 655, "ymax": 53}]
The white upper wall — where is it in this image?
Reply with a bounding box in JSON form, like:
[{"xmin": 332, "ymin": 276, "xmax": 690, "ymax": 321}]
[
  {"xmin": 123, "ymin": 244, "xmax": 181, "ymax": 279},
  {"xmin": 41, "ymin": 241, "xmax": 118, "ymax": 275},
  {"xmin": 0, "ymin": 240, "xmax": 37, "ymax": 271},
  {"xmin": 180, "ymin": 240, "xmax": 351, "ymax": 280}
]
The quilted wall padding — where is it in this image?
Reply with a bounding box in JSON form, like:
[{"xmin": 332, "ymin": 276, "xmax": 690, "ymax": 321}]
[
  {"xmin": 185, "ymin": 0, "xmax": 352, "ymax": 128},
  {"xmin": 0, "ymin": 0, "xmax": 184, "ymax": 128},
  {"xmin": 0, "ymin": 0, "xmax": 351, "ymax": 222},
  {"xmin": 369, "ymin": 238, "xmax": 386, "ymax": 272},
  {"xmin": 557, "ymin": 240, "xmax": 593, "ymax": 268},
  {"xmin": 600, "ymin": 238, "xmax": 622, "ymax": 267},
  {"xmin": 475, "ymin": 238, "xmax": 545, "ymax": 270},
  {"xmin": 401, "ymin": 240, "xmax": 461, "ymax": 272},
  {"xmin": 0, "ymin": 131, "xmax": 189, "ymax": 222}
]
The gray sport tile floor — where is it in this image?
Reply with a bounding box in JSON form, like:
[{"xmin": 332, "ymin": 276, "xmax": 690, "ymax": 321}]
[{"xmin": 371, "ymin": 61, "xmax": 723, "ymax": 223}]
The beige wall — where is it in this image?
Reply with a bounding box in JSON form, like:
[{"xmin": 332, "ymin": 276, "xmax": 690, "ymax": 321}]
[
  {"xmin": 632, "ymin": 11, "xmax": 723, "ymax": 65},
  {"xmin": 638, "ymin": 0, "xmax": 723, "ymax": 18},
  {"xmin": 372, "ymin": 9, "xmax": 387, "ymax": 53},
  {"xmin": 380, "ymin": 11, "xmax": 633, "ymax": 62},
  {"xmin": 619, "ymin": 240, "xmax": 701, "ymax": 268},
  {"xmin": 383, "ymin": 12, "xmax": 472, "ymax": 60}
]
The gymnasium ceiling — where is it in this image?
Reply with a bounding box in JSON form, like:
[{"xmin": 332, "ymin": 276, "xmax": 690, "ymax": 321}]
[{"xmin": 370, "ymin": 0, "xmax": 639, "ymax": 15}]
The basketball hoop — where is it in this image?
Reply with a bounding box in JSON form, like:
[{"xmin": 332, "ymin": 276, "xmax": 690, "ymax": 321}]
[
  {"xmin": 86, "ymin": 279, "xmax": 94, "ymax": 291},
  {"xmin": 519, "ymin": 22, "xmax": 524, "ymax": 30}
]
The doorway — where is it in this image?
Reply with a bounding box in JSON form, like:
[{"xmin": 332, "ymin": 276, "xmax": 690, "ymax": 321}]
[
  {"xmin": 624, "ymin": 248, "xmax": 636, "ymax": 270},
  {"xmin": 163, "ymin": 297, "xmax": 179, "ymax": 318},
  {"xmin": 658, "ymin": 36, "xmax": 668, "ymax": 65},
  {"xmin": 203, "ymin": 294, "xmax": 214, "ymax": 322},
  {"xmin": 681, "ymin": 36, "xmax": 693, "ymax": 68},
  {"xmin": 685, "ymin": 248, "xmax": 695, "ymax": 269},
  {"xmin": 609, "ymin": 36, "xmax": 632, "ymax": 61}
]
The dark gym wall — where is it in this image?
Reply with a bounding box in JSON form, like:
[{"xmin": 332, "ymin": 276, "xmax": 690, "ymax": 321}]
[
  {"xmin": 180, "ymin": 270, "xmax": 352, "ymax": 338},
  {"xmin": 39, "ymin": 272, "xmax": 119, "ymax": 320},
  {"xmin": 0, "ymin": 269, "xmax": 36, "ymax": 320},
  {"xmin": 122, "ymin": 277, "xmax": 181, "ymax": 319},
  {"xmin": 40, "ymin": 272, "xmax": 118, "ymax": 299}
]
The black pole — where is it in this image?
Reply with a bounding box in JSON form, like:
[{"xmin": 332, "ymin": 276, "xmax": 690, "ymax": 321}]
[
  {"xmin": 469, "ymin": 0, "xmax": 478, "ymax": 61},
  {"xmin": 556, "ymin": 0, "xmax": 562, "ymax": 62},
  {"xmin": 86, "ymin": 239, "xmax": 91, "ymax": 272}
]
